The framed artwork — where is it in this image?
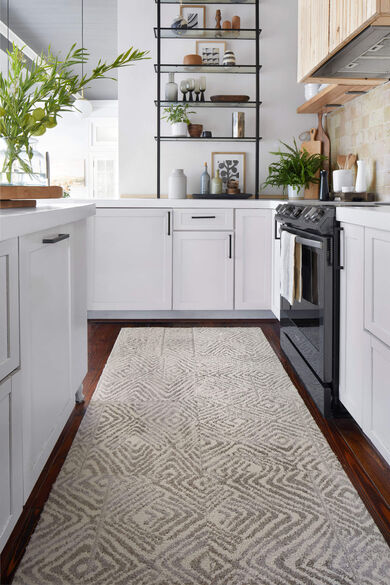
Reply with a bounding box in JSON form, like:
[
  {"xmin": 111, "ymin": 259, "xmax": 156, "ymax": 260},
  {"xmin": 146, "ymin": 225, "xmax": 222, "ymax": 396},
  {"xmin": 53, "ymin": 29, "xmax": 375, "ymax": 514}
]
[
  {"xmin": 180, "ymin": 5, "xmax": 206, "ymax": 29},
  {"xmin": 196, "ymin": 40, "xmax": 226, "ymax": 65},
  {"xmin": 212, "ymin": 152, "xmax": 246, "ymax": 193}
]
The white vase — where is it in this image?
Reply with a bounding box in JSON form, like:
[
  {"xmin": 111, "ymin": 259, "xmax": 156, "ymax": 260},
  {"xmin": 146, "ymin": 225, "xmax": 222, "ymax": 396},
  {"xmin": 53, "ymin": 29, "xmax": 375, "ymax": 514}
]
[
  {"xmin": 304, "ymin": 83, "xmax": 320, "ymax": 100},
  {"xmin": 355, "ymin": 160, "xmax": 367, "ymax": 193},
  {"xmin": 168, "ymin": 169, "xmax": 187, "ymax": 199},
  {"xmin": 287, "ymin": 185, "xmax": 303, "ymax": 199},
  {"xmin": 171, "ymin": 122, "xmax": 188, "ymax": 137}
]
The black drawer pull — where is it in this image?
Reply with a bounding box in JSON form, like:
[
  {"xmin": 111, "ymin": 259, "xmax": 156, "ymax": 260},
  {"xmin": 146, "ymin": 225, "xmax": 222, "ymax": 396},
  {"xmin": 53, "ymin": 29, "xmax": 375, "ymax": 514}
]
[
  {"xmin": 167, "ymin": 211, "xmax": 171, "ymax": 236},
  {"xmin": 229, "ymin": 234, "xmax": 232, "ymax": 259},
  {"xmin": 191, "ymin": 215, "xmax": 216, "ymax": 219},
  {"xmin": 42, "ymin": 233, "xmax": 70, "ymax": 244}
]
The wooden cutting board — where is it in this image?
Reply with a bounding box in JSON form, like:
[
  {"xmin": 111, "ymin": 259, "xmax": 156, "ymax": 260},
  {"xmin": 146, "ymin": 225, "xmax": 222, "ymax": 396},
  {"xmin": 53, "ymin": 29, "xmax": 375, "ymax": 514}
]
[
  {"xmin": 317, "ymin": 113, "xmax": 330, "ymax": 173},
  {"xmin": 301, "ymin": 128, "xmax": 321, "ymax": 200}
]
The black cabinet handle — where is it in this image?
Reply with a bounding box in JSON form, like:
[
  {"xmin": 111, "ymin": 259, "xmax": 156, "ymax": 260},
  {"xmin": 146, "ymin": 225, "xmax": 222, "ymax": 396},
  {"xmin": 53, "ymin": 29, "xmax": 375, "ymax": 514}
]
[
  {"xmin": 229, "ymin": 234, "xmax": 232, "ymax": 259},
  {"xmin": 42, "ymin": 233, "xmax": 70, "ymax": 244},
  {"xmin": 191, "ymin": 216, "xmax": 216, "ymax": 219},
  {"xmin": 335, "ymin": 226, "xmax": 344, "ymax": 270},
  {"xmin": 167, "ymin": 211, "xmax": 171, "ymax": 236},
  {"xmin": 274, "ymin": 219, "xmax": 281, "ymax": 240}
]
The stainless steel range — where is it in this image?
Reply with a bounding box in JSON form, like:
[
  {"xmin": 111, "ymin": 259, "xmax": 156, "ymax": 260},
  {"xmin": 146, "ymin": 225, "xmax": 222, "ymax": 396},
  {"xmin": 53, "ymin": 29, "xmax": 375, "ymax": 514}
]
[{"xmin": 275, "ymin": 203, "xmax": 343, "ymax": 418}]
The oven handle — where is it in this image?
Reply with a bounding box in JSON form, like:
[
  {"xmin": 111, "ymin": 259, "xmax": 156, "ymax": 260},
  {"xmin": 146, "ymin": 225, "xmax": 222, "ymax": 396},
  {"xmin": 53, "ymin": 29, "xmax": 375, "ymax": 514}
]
[
  {"xmin": 295, "ymin": 235, "xmax": 323, "ymax": 250},
  {"xmin": 280, "ymin": 227, "xmax": 323, "ymax": 250}
]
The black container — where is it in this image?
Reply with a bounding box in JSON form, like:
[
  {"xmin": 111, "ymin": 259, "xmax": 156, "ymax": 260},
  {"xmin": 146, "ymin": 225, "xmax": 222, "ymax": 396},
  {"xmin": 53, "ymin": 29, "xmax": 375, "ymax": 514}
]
[{"xmin": 319, "ymin": 170, "xmax": 330, "ymax": 201}]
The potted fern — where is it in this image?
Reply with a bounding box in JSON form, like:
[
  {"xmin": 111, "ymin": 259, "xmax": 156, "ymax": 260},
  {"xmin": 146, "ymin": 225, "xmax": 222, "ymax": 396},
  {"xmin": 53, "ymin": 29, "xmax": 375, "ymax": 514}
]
[
  {"xmin": 263, "ymin": 139, "xmax": 326, "ymax": 199},
  {"xmin": 0, "ymin": 44, "xmax": 148, "ymax": 185},
  {"xmin": 162, "ymin": 104, "xmax": 195, "ymax": 137}
]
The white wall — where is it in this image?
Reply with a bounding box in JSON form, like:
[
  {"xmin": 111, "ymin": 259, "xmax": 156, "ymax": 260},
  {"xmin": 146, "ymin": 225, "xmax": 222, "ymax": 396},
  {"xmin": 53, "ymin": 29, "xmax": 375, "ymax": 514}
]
[{"xmin": 118, "ymin": 0, "xmax": 316, "ymax": 197}]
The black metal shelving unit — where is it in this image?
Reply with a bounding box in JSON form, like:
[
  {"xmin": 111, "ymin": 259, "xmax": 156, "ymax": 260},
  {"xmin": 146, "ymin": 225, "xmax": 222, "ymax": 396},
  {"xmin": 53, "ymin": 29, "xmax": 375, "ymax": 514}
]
[{"xmin": 155, "ymin": 0, "xmax": 261, "ymax": 198}]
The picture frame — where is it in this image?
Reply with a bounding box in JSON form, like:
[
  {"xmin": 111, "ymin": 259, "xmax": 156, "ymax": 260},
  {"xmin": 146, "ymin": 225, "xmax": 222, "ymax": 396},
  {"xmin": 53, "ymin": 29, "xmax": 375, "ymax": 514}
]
[
  {"xmin": 211, "ymin": 152, "xmax": 246, "ymax": 193},
  {"xmin": 196, "ymin": 40, "xmax": 226, "ymax": 66},
  {"xmin": 180, "ymin": 5, "xmax": 206, "ymax": 29}
]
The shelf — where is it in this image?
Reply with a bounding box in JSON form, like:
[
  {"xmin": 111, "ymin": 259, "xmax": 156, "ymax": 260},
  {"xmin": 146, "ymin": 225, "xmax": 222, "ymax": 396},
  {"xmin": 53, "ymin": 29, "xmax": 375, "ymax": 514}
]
[
  {"xmin": 156, "ymin": 64, "xmax": 260, "ymax": 74},
  {"xmin": 155, "ymin": 28, "xmax": 259, "ymax": 40},
  {"xmin": 156, "ymin": 136, "xmax": 260, "ymax": 142},
  {"xmin": 156, "ymin": 0, "xmax": 256, "ymax": 4},
  {"xmin": 156, "ymin": 100, "xmax": 259, "ymax": 108},
  {"xmin": 297, "ymin": 81, "xmax": 383, "ymax": 114}
]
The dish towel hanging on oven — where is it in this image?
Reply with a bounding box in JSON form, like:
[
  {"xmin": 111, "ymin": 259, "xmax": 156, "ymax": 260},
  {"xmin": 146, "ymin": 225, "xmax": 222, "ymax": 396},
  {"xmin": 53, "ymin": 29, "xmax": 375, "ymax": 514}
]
[{"xmin": 280, "ymin": 230, "xmax": 302, "ymax": 305}]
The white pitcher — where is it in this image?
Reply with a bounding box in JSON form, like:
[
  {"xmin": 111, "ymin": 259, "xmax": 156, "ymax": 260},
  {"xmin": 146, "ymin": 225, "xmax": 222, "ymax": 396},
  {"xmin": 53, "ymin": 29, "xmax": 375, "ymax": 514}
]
[{"xmin": 355, "ymin": 160, "xmax": 367, "ymax": 193}]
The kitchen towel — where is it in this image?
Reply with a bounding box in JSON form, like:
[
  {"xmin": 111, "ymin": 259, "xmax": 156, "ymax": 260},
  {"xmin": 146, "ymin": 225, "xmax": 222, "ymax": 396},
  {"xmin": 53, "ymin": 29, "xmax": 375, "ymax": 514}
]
[{"xmin": 280, "ymin": 230, "xmax": 302, "ymax": 305}]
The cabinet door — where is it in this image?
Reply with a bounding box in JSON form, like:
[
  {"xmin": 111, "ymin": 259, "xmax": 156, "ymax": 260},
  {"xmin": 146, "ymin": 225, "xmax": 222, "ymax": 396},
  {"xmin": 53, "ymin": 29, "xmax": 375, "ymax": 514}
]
[
  {"xmin": 363, "ymin": 335, "xmax": 390, "ymax": 465},
  {"xmin": 20, "ymin": 230, "xmax": 72, "ymax": 498},
  {"xmin": 0, "ymin": 375, "xmax": 23, "ymax": 550},
  {"xmin": 339, "ymin": 223, "xmax": 365, "ymax": 425},
  {"xmin": 0, "ymin": 238, "xmax": 19, "ymax": 381},
  {"xmin": 298, "ymin": 0, "xmax": 330, "ymax": 81},
  {"xmin": 235, "ymin": 209, "xmax": 272, "ymax": 311},
  {"xmin": 173, "ymin": 231, "xmax": 233, "ymax": 310},
  {"xmin": 329, "ymin": 0, "xmax": 378, "ymax": 52},
  {"xmin": 365, "ymin": 227, "xmax": 390, "ymax": 347},
  {"xmin": 89, "ymin": 209, "xmax": 172, "ymax": 310},
  {"xmin": 271, "ymin": 213, "xmax": 281, "ymax": 320}
]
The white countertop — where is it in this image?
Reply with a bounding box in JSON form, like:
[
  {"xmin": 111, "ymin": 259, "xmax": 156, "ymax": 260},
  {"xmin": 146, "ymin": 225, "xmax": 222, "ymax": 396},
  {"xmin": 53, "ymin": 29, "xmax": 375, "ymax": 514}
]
[
  {"xmin": 337, "ymin": 206, "xmax": 390, "ymax": 231},
  {"xmin": 95, "ymin": 198, "xmax": 280, "ymax": 209},
  {"xmin": 0, "ymin": 201, "xmax": 96, "ymax": 241}
]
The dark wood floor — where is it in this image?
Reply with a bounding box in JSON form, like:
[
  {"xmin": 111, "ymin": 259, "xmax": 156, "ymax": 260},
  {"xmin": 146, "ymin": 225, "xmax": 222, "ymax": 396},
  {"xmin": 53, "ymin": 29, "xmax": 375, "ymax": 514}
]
[{"xmin": 1, "ymin": 320, "xmax": 389, "ymax": 583}]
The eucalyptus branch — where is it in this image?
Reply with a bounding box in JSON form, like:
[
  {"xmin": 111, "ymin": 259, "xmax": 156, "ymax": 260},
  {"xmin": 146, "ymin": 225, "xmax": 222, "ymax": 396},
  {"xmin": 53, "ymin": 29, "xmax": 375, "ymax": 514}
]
[{"xmin": 0, "ymin": 43, "xmax": 149, "ymax": 182}]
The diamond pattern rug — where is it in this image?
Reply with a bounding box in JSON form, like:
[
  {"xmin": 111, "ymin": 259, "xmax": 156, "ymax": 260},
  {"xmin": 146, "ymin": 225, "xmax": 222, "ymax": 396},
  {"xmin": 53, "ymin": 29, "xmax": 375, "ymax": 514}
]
[{"xmin": 14, "ymin": 328, "xmax": 390, "ymax": 585}]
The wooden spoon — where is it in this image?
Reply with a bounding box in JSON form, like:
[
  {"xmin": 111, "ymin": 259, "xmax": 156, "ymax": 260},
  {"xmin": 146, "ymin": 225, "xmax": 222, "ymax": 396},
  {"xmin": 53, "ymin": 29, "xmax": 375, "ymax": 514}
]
[
  {"xmin": 345, "ymin": 154, "xmax": 357, "ymax": 169},
  {"xmin": 337, "ymin": 155, "xmax": 347, "ymax": 170}
]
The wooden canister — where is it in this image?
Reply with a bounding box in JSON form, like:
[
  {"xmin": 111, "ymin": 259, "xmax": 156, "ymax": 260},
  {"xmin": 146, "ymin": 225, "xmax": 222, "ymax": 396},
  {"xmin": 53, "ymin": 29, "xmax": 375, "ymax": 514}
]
[{"xmin": 232, "ymin": 16, "xmax": 241, "ymax": 30}]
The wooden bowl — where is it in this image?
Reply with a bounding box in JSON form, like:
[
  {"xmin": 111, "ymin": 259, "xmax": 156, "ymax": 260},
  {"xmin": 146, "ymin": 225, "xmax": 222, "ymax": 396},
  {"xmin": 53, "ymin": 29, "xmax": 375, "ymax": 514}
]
[
  {"xmin": 210, "ymin": 95, "xmax": 250, "ymax": 103},
  {"xmin": 183, "ymin": 54, "xmax": 202, "ymax": 66},
  {"xmin": 188, "ymin": 124, "xmax": 203, "ymax": 138}
]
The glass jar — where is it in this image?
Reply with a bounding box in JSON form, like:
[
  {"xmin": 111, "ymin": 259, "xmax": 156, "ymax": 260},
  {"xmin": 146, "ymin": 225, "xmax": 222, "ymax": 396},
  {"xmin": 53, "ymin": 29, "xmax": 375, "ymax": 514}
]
[{"xmin": 0, "ymin": 138, "xmax": 48, "ymax": 186}]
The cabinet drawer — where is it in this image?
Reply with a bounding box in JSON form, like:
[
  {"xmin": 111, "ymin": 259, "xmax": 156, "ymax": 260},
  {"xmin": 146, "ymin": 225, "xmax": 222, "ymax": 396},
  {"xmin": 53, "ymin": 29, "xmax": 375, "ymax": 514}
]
[
  {"xmin": 173, "ymin": 209, "xmax": 233, "ymax": 231},
  {"xmin": 0, "ymin": 238, "xmax": 19, "ymax": 381}
]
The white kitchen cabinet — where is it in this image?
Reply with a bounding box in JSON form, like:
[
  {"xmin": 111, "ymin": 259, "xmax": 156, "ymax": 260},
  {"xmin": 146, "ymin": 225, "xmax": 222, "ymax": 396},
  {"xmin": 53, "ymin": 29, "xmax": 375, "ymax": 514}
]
[
  {"xmin": 364, "ymin": 227, "xmax": 390, "ymax": 347},
  {"xmin": 339, "ymin": 223, "xmax": 366, "ymax": 426},
  {"xmin": 89, "ymin": 209, "xmax": 172, "ymax": 310},
  {"xmin": 0, "ymin": 374, "xmax": 23, "ymax": 550},
  {"xmin": 0, "ymin": 238, "xmax": 19, "ymax": 381},
  {"xmin": 20, "ymin": 229, "xmax": 73, "ymax": 498},
  {"xmin": 363, "ymin": 335, "xmax": 390, "ymax": 465},
  {"xmin": 173, "ymin": 231, "xmax": 234, "ymax": 310},
  {"xmin": 235, "ymin": 209, "xmax": 272, "ymax": 310}
]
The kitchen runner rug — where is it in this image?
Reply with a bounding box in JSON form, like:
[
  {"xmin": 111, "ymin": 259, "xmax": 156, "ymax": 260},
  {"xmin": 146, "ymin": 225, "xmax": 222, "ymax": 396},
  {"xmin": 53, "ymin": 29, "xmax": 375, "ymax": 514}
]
[{"xmin": 14, "ymin": 328, "xmax": 390, "ymax": 585}]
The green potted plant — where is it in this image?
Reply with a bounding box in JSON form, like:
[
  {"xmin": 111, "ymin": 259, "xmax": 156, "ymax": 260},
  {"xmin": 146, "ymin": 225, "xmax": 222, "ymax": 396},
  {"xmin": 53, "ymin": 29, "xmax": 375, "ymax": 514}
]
[
  {"xmin": 162, "ymin": 104, "xmax": 195, "ymax": 137},
  {"xmin": 263, "ymin": 139, "xmax": 327, "ymax": 199},
  {"xmin": 0, "ymin": 44, "xmax": 148, "ymax": 185}
]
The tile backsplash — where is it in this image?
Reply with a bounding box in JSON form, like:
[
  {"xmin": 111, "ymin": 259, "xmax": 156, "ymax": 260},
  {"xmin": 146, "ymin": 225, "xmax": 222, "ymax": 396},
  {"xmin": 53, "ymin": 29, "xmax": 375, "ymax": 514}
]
[{"xmin": 327, "ymin": 81, "xmax": 390, "ymax": 202}]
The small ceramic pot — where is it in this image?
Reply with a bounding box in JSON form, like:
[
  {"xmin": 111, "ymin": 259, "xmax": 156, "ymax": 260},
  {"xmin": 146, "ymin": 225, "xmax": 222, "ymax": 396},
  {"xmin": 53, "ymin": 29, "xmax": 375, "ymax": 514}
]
[
  {"xmin": 288, "ymin": 185, "xmax": 304, "ymax": 200},
  {"xmin": 183, "ymin": 54, "xmax": 202, "ymax": 66},
  {"xmin": 188, "ymin": 124, "xmax": 203, "ymax": 138},
  {"xmin": 201, "ymin": 130, "xmax": 212, "ymax": 138},
  {"xmin": 171, "ymin": 122, "xmax": 188, "ymax": 137},
  {"xmin": 332, "ymin": 169, "xmax": 354, "ymax": 193}
]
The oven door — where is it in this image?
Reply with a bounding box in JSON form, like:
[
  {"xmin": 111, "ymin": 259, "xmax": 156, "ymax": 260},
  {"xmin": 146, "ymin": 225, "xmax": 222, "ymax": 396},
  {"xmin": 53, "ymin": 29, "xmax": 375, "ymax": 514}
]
[{"xmin": 280, "ymin": 226, "xmax": 334, "ymax": 384}]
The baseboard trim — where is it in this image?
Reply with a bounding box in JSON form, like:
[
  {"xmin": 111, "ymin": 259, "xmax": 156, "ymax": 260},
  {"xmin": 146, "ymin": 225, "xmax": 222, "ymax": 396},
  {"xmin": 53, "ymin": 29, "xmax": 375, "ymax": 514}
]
[{"xmin": 88, "ymin": 310, "xmax": 276, "ymax": 320}]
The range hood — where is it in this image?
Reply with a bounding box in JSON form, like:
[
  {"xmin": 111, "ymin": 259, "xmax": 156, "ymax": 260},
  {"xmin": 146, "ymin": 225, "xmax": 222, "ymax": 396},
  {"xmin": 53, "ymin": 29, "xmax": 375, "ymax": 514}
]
[{"xmin": 313, "ymin": 26, "xmax": 390, "ymax": 79}]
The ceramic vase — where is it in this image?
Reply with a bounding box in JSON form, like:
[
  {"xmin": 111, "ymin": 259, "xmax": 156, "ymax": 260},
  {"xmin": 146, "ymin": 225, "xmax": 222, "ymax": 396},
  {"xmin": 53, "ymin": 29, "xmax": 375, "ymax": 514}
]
[
  {"xmin": 355, "ymin": 160, "xmax": 367, "ymax": 193},
  {"xmin": 171, "ymin": 122, "xmax": 188, "ymax": 137},
  {"xmin": 332, "ymin": 169, "xmax": 354, "ymax": 193},
  {"xmin": 168, "ymin": 169, "xmax": 187, "ymax": 199},
  {"xmin": 171, "ymin": 15, "xmax": 188, "ymax": 31},
  {"xmin": 223, "ymin": 50, "xmax": 236, "ymax": 66}
]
